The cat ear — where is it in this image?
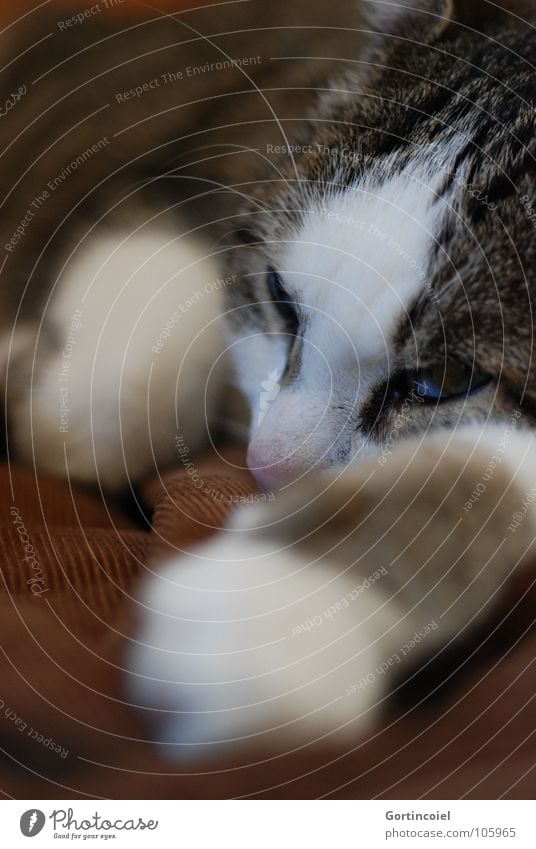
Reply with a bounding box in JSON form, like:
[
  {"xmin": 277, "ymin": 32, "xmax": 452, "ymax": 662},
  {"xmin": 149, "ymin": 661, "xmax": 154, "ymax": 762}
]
[
  {"xmin": 363, "ymin": 0, "xmax": 453, "ymax": 38},
  {"xmin": 365, "ymin": 0, "xmax": 535, "ymax": 39}
]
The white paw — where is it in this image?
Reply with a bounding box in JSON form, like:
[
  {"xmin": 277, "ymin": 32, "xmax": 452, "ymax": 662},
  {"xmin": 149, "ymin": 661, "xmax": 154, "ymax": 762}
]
[
  {"xmin": 127, "ymin": 530, "xmax": 394, "ymax": 760},
  {"xmin": 9, "ymin": 225, "xmax": 226, "ymax": 487}
]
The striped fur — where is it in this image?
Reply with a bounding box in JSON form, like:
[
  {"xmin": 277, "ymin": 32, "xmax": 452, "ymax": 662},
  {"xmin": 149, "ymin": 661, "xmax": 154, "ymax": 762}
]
[{"xmin": 0, "ymin": 1, "xmax": 535, "ymax": 754}]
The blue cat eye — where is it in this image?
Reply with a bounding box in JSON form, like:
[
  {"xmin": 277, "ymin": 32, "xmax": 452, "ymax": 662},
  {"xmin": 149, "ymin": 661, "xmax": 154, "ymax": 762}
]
[{"xmin": 408, "ymin": 362, "xmax": 490, "ymax": 403}]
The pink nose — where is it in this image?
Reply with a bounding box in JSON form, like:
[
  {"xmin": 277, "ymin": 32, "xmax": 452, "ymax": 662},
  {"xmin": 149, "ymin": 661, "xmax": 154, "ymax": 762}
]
[{"xmin": 246, "ymin": 444, "xmax": 305, "ymax": 490}]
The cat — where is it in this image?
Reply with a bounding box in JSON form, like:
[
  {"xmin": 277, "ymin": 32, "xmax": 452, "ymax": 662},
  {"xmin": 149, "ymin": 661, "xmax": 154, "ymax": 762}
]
[
  {"xmin": 0, "ymin": 0, "xmax": 366, "ymax": 486},
  {"xmin": 2, "ymin": 0, "xmax": 536, "ymax": 758}
]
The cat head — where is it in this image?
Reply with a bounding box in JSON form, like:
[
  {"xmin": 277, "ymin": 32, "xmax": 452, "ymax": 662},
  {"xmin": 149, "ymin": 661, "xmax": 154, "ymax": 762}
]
[{"xmin": 224, "ymin": 0, "xmax": 536, "ymax": 488}]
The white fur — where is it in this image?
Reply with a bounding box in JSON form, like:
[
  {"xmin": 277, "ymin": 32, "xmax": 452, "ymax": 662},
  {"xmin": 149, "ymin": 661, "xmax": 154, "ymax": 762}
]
[
  {"xmin": 227, "ymin": 331, "xmax": 289, "ymax": 428},
  {"xmin": 241, "ymin": 157, "xmax": 459, "ymax": 479},
  {"xmin": 129, "ymin": 534, "xmax": 401, "ymax": 759},
  {"xmin": 129, "ymin": 424, "xmax": 536, "ymax": 759},
  {"xmin": 11, "ymin": 224, "xmax": 227, "ymax": 487},
  {"xmin": 285, "ymin": 172, "xmax": 442, "ymax": 362}
]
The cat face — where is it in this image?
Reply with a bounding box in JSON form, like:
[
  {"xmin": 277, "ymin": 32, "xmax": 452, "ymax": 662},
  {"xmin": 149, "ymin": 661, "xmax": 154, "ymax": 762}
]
[{"xmin": 224, "ymin": 0, "xmax": 536, "ymax": 488}]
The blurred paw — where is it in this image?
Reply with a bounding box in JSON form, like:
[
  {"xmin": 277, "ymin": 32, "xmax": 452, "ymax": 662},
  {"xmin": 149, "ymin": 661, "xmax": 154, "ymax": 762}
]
[{"xmin": 127, "ymin": 531, "xmax": 390, "ymax": 761}]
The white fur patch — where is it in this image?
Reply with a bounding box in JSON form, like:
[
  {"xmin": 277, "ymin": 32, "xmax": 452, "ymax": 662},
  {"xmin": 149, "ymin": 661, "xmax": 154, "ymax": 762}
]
[
  {"xmin": 11, "ymin": 224, "xmax": 227, "ymax": 487},
  {"xmin": 128, "ymin": 534, "xmax": 399, "ymax": 759},
  {"xmin": 128, "ymin": 423, "xmax": 536, "ymax": 759},
  {"xmin": 454, "ymin": 422, "xmax": 536, "ymax": 518},
  {"xmin": 284, "ymin": 162, "xmax": 451, "ymax": 366},
  {"xmin": 241, "ymin": 156, "xmax": 460, "ymax": 480}
]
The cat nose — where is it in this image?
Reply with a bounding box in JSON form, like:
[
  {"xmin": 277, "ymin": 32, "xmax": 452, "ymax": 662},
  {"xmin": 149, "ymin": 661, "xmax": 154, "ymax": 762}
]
[{"xmin": 246, "ymin": 444, "xmax": 306, "ymax": 490}]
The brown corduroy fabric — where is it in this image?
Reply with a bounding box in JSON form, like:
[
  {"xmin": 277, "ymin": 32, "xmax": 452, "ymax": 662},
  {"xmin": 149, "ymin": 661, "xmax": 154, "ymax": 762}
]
[{"xmin": 0, "ymin": 454, "xmax": 535, "ymax": 799}]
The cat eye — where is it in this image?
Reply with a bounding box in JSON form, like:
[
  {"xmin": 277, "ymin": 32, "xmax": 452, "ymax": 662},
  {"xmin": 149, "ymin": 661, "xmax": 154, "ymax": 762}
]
[
  {"xmin": 266, "ymin": 268, "xmax": 299, "ymax": 336},
  {"xmin": 405, "ymin": 361, "xmax": 491, "ymax": 403}
]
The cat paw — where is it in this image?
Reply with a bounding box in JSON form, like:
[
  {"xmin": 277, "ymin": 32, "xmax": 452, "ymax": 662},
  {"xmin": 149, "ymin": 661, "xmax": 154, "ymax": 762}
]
[
  {"xmin": 126, "ymin": 527, "xmax": 391, "ymax": 760},
  {"xmin": 127, "ymin": 424, "xmax": 536, "ymax": 761}
]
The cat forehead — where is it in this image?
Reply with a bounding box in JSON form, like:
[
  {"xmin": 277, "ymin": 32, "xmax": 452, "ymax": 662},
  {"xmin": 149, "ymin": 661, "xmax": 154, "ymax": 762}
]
[{"xmin": 280, "ymin": 163, "xmax": 451, "ymax": 360}]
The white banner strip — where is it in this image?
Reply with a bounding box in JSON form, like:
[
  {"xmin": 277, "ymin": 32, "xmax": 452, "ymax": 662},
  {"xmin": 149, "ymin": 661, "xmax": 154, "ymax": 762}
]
[{"xmin": 2, "ymin": 800, "xmax": 534, "ymax": 847}]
